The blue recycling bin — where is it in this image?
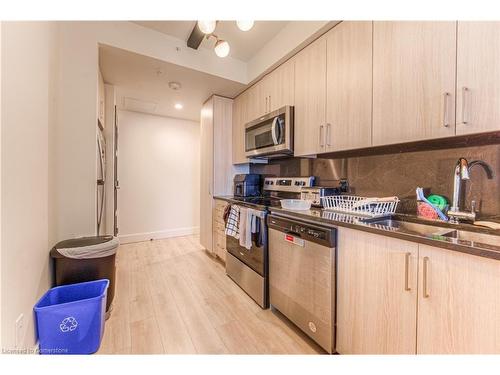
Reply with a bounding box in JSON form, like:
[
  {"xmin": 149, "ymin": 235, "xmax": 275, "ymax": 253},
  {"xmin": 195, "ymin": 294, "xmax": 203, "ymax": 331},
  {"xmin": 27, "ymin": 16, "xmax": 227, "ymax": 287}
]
[{"xmin": 34, "ymin": 279, "xmax": 109, "ymax": 354}]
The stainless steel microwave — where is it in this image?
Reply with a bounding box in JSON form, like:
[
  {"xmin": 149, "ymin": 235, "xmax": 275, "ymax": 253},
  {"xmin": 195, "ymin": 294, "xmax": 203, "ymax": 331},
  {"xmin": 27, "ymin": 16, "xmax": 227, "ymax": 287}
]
[{"xmin": 245, "ymin": 106, "xmax": 294, "ymax": 158}]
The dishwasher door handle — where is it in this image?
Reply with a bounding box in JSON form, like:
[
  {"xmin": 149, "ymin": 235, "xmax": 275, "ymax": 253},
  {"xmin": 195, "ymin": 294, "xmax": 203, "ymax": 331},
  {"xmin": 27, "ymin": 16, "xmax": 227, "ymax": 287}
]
[{"xmin": 284, "ymin": 229, "xmax": 301, "ymax": 237}]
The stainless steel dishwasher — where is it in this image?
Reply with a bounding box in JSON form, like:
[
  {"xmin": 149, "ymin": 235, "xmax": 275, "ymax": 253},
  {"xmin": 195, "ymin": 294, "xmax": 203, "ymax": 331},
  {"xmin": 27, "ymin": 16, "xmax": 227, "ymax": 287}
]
[{"xmin": 267, "ymin": 214, "xmax": 336, "ymax": 353}]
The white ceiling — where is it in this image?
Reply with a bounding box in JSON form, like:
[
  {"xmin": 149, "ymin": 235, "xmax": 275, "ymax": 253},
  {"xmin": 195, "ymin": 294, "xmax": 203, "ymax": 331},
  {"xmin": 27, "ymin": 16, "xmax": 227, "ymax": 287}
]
[
  {"xmin": 132, "ymin": 21, "xmax": 290, "ymax": 62},
  {"xmin": 99, "ymin": 44, "xmax": 246, "ymax": 121}
]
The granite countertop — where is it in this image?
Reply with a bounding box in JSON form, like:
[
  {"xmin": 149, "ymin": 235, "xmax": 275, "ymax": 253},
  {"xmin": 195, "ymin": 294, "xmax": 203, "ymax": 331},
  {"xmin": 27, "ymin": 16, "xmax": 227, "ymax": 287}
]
[
  {"xmin": 214, "ymin": 195, "xmax": 500, "ymax": 260},
  {"xmin": 268, "ymin": 206, "xmax": 500, "ymax": 261}
]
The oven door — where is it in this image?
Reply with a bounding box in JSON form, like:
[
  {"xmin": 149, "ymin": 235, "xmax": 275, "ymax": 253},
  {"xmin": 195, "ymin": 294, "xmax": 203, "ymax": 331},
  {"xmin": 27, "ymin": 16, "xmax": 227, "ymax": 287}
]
[
  {"xmin": 226, "ymin": 230, "xmax": 266, "ymax": 276},
  {"xmin": 245, "ymin": 106, "xmax": 293, "ymax": 157}
]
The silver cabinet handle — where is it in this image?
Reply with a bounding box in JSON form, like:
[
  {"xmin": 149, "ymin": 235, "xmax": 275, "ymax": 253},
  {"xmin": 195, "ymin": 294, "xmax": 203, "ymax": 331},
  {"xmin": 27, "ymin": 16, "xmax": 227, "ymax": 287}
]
[
  {"xmin": 423, "ymin": 256, "xmax": 430, "ymax": 298},
  {"xmin": 461, "ymin": 87, "xmax": 469, "ymax": 125},
  {"xmin": 265, "ymin": 96, "xmax": 268, "ymax": 114},
  {"xmin": 319, "ymin": 125, "xmax": 325, "ymax": 147},
  {"xmin": 326, "ymin": 123, "xmax": 331, "ymax": 147},
  {"xmin": 443, "ymin": 92, "xmax": 450, "ymax": 128},
  {"xmin": 404, "ymin": 252, "xmax": 411, "ymax": 291}
]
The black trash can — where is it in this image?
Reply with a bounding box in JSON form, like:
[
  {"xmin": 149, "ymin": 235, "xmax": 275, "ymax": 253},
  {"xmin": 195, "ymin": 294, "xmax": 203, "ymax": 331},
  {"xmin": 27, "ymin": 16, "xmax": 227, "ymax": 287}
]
[{"xmin": 50, "ymin": 236, "xmax": 119, "ymax": 315}]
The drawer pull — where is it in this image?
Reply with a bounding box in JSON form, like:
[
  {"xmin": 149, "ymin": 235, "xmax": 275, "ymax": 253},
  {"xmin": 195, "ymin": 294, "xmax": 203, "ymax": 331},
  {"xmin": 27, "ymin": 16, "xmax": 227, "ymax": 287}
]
[
  {"xmin": 443, "ymin": 92, "xmax": 450, "ymax": 128},
  {"xmin": 404, "ymin": 252, "xmax": 411, "ymax": 291},
  {"xmin": 423, "ymin": 256, "xmax": 430, "ymax": 298}
]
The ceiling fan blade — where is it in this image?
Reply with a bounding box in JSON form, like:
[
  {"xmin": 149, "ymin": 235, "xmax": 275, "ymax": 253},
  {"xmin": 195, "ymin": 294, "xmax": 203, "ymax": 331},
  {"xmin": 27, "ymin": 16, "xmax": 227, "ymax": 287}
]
[{"xmin": 187, "ymin": 23, "xmax": 205, "ymax": 50}]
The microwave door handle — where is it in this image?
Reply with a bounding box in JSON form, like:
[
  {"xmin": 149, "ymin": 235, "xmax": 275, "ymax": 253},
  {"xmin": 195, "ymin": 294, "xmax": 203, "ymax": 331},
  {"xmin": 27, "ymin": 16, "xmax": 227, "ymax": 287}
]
[{"xmin": 271, "ymin": 117, "xmax": 279, "ymax": 145}]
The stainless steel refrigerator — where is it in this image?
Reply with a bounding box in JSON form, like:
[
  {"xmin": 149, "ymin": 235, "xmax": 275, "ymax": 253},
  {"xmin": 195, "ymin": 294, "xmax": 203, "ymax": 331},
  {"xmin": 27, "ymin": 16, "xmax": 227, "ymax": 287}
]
[{"xmin": 97, "ymin": 127, "xmax": 106, "ymax": 235}]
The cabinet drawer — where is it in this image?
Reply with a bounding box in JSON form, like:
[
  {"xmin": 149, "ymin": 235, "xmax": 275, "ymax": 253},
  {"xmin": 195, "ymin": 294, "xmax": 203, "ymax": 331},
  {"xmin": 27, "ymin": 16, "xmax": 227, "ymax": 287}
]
[
  {"xmin": 214, "ymin": 233, "xmax": 226, "ymax": 250},
  {"xmin": 213, "ymin": 221, "xmax": 226, "ymax": 234}
]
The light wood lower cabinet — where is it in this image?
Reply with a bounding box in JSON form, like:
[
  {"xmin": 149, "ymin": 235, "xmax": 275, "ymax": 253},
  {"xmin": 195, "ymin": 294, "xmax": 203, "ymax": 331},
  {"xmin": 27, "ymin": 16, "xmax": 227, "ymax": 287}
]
[
  {"xmin": 337, "ymin": 228, "xmax": 500, "ymax": 354},
  {"xmin": 336, "ymin": 228, "xmax": 418, "ymax": 354},
  {"xmin": 417, "ymin": 245, "xmax": 500, "ymax": 354},
  {"xmin": 212, "ymin": 199, "xmax": 228, "ymax": 262}
]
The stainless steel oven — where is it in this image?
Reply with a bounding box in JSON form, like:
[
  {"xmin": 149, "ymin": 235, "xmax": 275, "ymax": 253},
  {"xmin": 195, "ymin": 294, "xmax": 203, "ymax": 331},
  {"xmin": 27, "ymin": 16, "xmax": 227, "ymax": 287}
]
[
  {"xmin": 225, "ymin": 206, "xmax": 268, "ymax": 308},
  {"xmin": 245, "ymin": 106, "xmax": 293, "ymax": 158}
]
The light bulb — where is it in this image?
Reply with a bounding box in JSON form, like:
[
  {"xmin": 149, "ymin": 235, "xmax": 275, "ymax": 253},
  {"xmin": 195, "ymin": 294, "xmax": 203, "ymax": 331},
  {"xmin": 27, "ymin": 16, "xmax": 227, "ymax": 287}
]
[
  {"xmin": 214, "ymin": 40, "xmax": 230, "ymax": 58},
  {"xmin": 174, "ymin": 103, "xmax": 183, "ymax": 110},
  {"xmin": 236, "ymin": 20, "xmax": 254, "ymax": 32},
  {"xmin": 197, "ymin": 20, "xmax": 216, "ymax": 34}
]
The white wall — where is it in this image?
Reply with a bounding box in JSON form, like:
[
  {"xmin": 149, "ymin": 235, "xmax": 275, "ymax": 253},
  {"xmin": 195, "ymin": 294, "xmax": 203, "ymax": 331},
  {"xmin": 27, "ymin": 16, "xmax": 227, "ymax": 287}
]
[
  {"xmin": 53, "ymin": 21, "xmax": 244, "ymax": 243},
  {"xmin": 117, "ymin": 111, "xmax": 200, "ymax": 243},
  {"xmin": 1, "ymin": 21, "xmax": 58, "ymax": 350}
]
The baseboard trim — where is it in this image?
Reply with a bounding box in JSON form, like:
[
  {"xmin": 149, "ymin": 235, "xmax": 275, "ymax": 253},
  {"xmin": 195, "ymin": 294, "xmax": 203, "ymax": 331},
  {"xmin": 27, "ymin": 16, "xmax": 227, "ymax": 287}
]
[{"xmin": 119, "ymin": 227, "xmax": 200, "ymax": 244}]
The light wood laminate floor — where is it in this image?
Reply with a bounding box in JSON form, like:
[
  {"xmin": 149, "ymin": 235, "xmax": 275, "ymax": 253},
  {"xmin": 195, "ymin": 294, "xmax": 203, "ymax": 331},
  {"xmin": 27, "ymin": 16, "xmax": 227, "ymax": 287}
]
[{"xmin": 98, "ymin": 235, "xmax": 324, "ymax": 354}]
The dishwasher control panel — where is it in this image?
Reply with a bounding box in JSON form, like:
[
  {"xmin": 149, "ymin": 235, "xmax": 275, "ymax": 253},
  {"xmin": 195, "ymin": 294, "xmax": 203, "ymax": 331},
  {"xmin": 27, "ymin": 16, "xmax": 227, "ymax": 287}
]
[{"xmin": 267, "ymin": 215, "xmax": 336, "ymax": 248}]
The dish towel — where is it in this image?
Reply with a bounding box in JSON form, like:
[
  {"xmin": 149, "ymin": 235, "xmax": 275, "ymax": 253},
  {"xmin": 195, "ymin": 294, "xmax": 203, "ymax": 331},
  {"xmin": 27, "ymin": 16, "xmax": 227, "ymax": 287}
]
[
  {"xmin": 225, "ymin": 205, "xmax": 240, "ymax": 239},
  {"xmin": 240, "ymin": 208, "xmax": 266, "ymax": 250},
  {"xmin": 239, "ymin": 207, "xmax": 250, "ymax": 249}
]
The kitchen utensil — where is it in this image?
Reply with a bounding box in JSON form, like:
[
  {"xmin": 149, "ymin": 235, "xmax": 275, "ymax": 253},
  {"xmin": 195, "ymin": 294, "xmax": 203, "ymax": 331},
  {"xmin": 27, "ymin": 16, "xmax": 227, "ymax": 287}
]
[{"xmin": 416, "ymin": 187, "xmax": 448, "ymax": 221}]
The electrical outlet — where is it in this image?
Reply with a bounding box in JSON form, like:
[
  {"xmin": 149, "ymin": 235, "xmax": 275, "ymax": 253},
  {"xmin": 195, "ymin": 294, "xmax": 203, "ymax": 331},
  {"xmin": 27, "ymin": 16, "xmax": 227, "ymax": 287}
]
[{"xmin": 15, "ymin": 313, "xmax": 24, "ymax": 349}]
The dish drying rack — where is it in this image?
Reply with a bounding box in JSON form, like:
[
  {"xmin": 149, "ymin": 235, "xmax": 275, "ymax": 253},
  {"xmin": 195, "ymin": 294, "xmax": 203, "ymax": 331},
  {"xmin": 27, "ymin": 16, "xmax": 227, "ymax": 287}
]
[{"xmin": 321, "ymin": 195, "xmax": 400, "ymax": 218}]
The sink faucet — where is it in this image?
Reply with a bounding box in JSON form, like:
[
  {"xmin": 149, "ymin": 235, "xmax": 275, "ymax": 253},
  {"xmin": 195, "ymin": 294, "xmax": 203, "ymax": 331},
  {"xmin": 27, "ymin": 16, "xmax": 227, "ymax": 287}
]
[{"xmin": 448, "ymin": 158, "xmax": 494, "ymax": 223}]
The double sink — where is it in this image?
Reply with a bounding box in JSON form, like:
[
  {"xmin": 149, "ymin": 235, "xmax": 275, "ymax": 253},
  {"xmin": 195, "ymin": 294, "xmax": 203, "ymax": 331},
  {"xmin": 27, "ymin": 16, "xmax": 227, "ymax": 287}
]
[{"xmin": 362, "ymin": 217, "xmax": 500, "ymax": 248}]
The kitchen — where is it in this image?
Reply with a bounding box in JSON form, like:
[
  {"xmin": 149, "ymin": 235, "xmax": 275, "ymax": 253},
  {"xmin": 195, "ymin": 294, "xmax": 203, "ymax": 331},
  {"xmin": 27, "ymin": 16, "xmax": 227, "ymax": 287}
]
[
  {"xmin": 201, "ymin": 20, "xmax": 500, "ymax": 355},
  {"xmin": 1, "ymin": 1, "xmax": 500, "ymax": 372}
]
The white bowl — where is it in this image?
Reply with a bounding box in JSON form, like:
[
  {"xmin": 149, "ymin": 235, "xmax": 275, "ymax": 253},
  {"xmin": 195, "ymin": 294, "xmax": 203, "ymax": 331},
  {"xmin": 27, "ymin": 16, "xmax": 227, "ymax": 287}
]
[{"xmin": 280, "ymin": 199, "xmax": 312, "ymax": 211}]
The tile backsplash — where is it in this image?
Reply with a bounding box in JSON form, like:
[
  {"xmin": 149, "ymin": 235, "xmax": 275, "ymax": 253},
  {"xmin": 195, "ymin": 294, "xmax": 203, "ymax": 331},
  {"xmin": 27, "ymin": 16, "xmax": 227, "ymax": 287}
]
[{"xmin": 250, "ymin": 144, "xmax": 500, "ymax": 217}]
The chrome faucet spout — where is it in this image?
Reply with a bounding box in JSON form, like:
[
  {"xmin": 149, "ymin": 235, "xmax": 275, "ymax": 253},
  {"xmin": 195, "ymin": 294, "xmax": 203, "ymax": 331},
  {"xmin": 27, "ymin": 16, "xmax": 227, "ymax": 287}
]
[
  {"xmin": 451, "ymin": 158, "xmax": 469, "ymax": 211},
  {"xmin": 468, "ymin": 160, "xmax": 494, "ymax": 179},
  {"xmin": 449, "ymin": 158, "xmax": 493, "ymax": 224}
]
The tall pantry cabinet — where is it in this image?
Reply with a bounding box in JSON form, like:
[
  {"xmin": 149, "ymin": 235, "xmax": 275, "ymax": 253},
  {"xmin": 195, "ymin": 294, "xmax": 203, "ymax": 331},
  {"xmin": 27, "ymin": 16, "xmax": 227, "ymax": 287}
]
[{"xmin": 200, "ymin": 95, "xmax": 248, "ymax": 254}]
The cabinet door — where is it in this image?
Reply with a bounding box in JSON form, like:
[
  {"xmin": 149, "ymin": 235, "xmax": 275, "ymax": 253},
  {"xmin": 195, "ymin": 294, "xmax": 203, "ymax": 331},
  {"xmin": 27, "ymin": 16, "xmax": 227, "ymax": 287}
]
[
  {"xmin": 336, "ymin": 228, "xmax": 418, "ymax": 354},
  {"xmin": 456, "ymin": 22, "xmax": 500, "ymax": 135},
  {"xmin": 294, "ymin": 37, "xmax": 327, "ymax": 156},
  {"xmin": 326, "ymin": 21, "xmax": 372, "ymax": 151},
  {"xmin": 246, "ymin": 81, "xmax": 265, "ymax": 121},
  {"xmin": 231, "ymin": 93, "xmax": 248, "ymax": 164},
  {"xmin": 199, "ymin": 99, "xmax": 214, "ymax": 251},
  {"xmin": 417, "ymin": 245, "xmax": 500, "ymax": 354},
  {"xmin": 267, "ymin": 59, "xmax": 295, "ymax": 113},
  {"xmin": 373, "ymin": 22, "xmax": 456, "ymax": 145}
]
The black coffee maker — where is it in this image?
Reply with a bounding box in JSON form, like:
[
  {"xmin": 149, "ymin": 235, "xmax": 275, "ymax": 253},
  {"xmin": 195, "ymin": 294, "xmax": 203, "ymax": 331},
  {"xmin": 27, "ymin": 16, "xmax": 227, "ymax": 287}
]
[{"xmin": 233, "ymin": 174, "xmax": 261, "ymax": 197}]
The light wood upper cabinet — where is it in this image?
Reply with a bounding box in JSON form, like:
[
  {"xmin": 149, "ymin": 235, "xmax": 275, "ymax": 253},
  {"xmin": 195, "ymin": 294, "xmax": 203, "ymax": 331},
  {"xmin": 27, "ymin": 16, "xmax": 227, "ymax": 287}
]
[
  {"xmin": 232, "ymin": 92, "xmax": 248, "ymax": 164},
  {"xmin": 326, "ymin": 21, "xmax": 372, "ymax": 151},
  {"xmin": 456, "ymin": 22, "xmax": 500, "ymax": 135},
  {"xmin": 372, "ymin": 22, "xmax": 457, "ymax": 146},
  {"xmin": 336, "ymin": 228, "xmax": 418, "ymax": 354},
  {"xmin": 262, "ymin": 59, "xmax": 295, "ymax": 113},
  {"xmin": 246, "ymin": 81, "xmax": 264, "ymax": 121},
  {"xmin": 294, "ymin": 36, "xmax": 327, "ymax": 156},
  {"xmin": 417, "ymin": 245, "xmax": 500, "ymax": 354}
]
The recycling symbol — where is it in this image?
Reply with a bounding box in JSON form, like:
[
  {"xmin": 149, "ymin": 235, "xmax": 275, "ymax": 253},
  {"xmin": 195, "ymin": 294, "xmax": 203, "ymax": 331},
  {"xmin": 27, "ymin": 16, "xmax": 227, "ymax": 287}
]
[{"xmin": 60, "ymin": 316, "xmax": 78, "ymax": 332}]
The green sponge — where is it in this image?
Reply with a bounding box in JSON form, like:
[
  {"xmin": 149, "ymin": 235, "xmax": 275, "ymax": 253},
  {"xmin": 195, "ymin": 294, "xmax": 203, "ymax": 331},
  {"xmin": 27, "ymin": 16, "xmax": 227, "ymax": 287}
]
[{"xmin": 427, "ymin": 194, "xmax": 448, "ymax": 210}]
